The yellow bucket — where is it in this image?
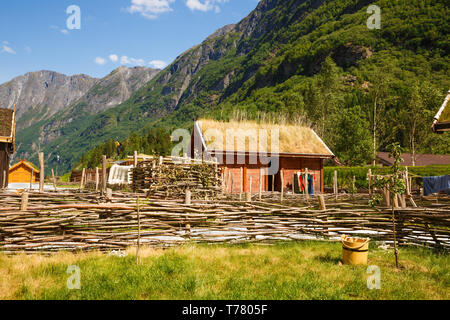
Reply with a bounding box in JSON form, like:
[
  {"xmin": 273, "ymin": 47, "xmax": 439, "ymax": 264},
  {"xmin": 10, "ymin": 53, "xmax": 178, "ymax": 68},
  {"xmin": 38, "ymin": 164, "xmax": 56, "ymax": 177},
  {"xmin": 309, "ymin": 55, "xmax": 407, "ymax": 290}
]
[{"xmin": 341, "ymin": 235, "xmax": 370, "ymax": 265}]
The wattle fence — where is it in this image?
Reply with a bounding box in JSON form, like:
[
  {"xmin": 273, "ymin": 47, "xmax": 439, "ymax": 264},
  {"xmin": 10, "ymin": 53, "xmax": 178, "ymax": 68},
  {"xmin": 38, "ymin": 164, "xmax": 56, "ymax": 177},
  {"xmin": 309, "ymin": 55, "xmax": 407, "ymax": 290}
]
[{"xmin": 0, "ymin": 191, "xmax": 449, "ymax": 253}]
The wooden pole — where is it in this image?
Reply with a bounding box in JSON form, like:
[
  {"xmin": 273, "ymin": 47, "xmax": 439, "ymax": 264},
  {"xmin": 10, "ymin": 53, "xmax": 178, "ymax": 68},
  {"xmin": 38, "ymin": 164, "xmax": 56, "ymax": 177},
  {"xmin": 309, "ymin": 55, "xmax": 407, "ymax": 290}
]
[
  {"xmin": 20, "ymin": 191, "xmax": 28, "ymax": 211},
  {"xmin": 2, "ymin": 170, "xmax": 6, "ymax": 190},
  {"xmin": 318, "ymin": 195, "xmax": 326, "ymax": 210},
  {"xmin": 95, "ymin": 167, "xmax": 99, "ymax": 192},
  {"xmin": 280, "ymin": 169, "xmax": 284, "ymax": 203},
  {"xmin": 136, "ymin": 196, "xmax": 141, "ymax": 265},
  {"xmin": 333, "ymin": 170, "xmax": 338, "ymax": 200},
  {"xmin": 240, "ymin": 167, "xmax": 243, "ymax": 201},
  {"xmin": 185, "ymin": 189, "xmax": 192, "ymax": 205},
  {"xmin": 134, "ymin": 151, "xmax": 138, "ymax": 167},
  {"xmin": 39, "ymin": 152, "xmax": 44, "ymax": 193},
  {"xmin": 51, "ymin": 169, "xmax": 57, "ymax": 191},
  {"xmin": 259, "ymin": 168, "xmax": 263, "ymax": 200},
  {"xmin": 102, "ymin": 155, "xmax": 107, "ymax": 195},
  {"xmin": 368, "ymin": 169, "xmax": 372, "ymax": 196},
  {"xmin": 80, "ymin": 168, "xmax": 86, "ymax": 191},
  {"xmin": 30, "ymin": 169, "xmax": 34, "ymax": 190}
]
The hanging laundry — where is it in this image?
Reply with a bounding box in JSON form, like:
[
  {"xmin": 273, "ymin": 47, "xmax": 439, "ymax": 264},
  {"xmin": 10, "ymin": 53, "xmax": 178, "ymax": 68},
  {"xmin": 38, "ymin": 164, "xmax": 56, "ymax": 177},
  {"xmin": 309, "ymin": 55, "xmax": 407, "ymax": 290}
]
[
  {"xmin": 423, "ymin": 175, "xmax": 450, "ymax": 196},
  {"xmin": 308, "ymin": 174, "xmax": 314, "ymax": 195}
]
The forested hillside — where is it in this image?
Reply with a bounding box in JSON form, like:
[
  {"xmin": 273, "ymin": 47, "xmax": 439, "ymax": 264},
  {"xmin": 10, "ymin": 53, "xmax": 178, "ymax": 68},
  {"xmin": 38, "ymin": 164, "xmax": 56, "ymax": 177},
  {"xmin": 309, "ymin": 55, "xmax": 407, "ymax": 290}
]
[{"xmin": 66, "ymin": 0, "xmax": 450, "ymax": 170}]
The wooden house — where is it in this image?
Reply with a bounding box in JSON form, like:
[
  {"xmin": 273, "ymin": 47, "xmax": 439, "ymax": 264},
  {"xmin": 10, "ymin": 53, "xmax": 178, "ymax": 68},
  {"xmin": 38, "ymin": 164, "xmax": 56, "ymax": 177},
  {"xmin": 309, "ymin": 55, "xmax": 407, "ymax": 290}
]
[
  {"xmin": 191, "ymin": 119, "xmax": 334, "ymax": 194},
  {"xmin": 8, "ymin": 160, "xmax": 40, "ymax": 183},
  {"xmin": 432, "ymin": 90, "xmax": 450, "ymax": 133},
  {"xmin": 0, "ymin": 107, "xmax": 15, "ymax": 188}
]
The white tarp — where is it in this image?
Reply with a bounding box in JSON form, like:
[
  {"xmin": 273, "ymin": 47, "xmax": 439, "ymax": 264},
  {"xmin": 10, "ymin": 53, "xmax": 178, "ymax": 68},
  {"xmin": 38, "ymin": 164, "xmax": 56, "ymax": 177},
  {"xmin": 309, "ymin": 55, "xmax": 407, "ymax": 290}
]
[{"xmin": 108, "ymin": 164, "xmax": 132, "ymax": 185}]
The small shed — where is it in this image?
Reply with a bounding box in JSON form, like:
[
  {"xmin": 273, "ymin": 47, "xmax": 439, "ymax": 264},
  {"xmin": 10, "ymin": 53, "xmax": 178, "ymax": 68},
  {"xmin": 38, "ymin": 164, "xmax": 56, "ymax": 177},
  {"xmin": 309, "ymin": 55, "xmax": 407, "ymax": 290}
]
[
  {"xmin": 0, "ymin": 107, "xmax": 15, "ymax": 187},
  {"xmin": 9, "ymin": 160, "xmax": 40, "ymax": 183},
  {"xmin": 432, "ymin": 90, "xmax": 450, "ymax": 133},
  {"xmin": 190, "ymin": 119, "xmax": 334, "ymax": 194}
]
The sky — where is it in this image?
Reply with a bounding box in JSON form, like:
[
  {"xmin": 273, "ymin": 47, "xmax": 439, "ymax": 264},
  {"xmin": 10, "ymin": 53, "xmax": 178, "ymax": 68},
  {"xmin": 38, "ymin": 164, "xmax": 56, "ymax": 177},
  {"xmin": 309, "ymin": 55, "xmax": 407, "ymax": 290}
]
[{"xmin": 0, "ymin": 0, "xmax": 260, "ymax": 83}]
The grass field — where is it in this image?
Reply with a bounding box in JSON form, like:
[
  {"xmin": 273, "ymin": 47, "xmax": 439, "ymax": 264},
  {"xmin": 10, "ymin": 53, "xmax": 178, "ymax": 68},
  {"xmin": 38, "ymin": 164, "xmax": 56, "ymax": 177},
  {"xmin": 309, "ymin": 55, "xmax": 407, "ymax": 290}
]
[{"xmin": 0, "ymin": 241, "xmax": 448, "ymax": 300}]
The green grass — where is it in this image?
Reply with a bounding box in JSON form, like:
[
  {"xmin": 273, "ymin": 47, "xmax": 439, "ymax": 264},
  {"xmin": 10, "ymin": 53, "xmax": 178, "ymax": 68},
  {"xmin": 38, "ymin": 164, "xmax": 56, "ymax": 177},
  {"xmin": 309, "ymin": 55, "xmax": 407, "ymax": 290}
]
[{"xmin": 1, "ymin": 242, "xmax": 448, "ymax": 300}]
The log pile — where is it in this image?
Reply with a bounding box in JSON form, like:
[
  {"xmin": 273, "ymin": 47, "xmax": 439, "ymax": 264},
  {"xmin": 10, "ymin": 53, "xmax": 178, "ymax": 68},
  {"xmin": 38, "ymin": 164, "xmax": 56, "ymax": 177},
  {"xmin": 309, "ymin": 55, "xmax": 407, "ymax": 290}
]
[
  {"xmin": 132, "ymin": 157, "xmax": 222, "ymax": 199},
  {"xmin": 0, "ymin": 191, "xmax": 449, "ymax": 253}
]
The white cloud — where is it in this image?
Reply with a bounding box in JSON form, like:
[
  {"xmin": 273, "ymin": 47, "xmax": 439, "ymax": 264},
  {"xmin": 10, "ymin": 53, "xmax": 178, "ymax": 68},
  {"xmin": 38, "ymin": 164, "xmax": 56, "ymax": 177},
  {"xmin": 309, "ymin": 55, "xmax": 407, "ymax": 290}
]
[
  {"xmin": 127, "ymin": 0, "xmax": 175, "ymax": 19},
  {"xmin": 186, "ymin": 0, "xmax": 228, "ymax": 12},
  {"xmin": 1, "ymin": 45, "xmax": 16, "ymax": 54},
  {"xmin": 60, "ymin": 29, "xmax": 69, "ymax": 35},
  {"xmin": 149, "ymin": 60, "xmax": 167, "ymax": 69},
  {"xmin": 95, "ymin": 57, "xmax": 107, "ymax": 65},
  {"xmin": 120, "ymin": 55, "xmax": 146, "ymax": 66},
  {"xmin": 109, "ymin": 54, "xmax": 119, "ymax": 62}
]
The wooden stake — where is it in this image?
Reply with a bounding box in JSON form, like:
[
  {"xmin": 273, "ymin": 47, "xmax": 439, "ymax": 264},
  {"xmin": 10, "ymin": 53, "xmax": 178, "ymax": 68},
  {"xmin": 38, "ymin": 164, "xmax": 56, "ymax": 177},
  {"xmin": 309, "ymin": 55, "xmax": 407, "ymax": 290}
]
[
  {"xmin": 259, "ymin": 168, "xmax": 263, "ymax": 200},
  {"xmin": 368, "ymin": 169, "xmax": 372, "ymax": 196},
  {"xmin": 136, "ymin": 196, "xmax": 141, "ymax": 265},
  {"xmin": 80, "ymin": 168, "xmax": 85, "ymax": 191},
  {"xmin": 95, "ymin": 167, "xmax": 99, "ymax": 192},
  {"xmin": 39, "ymin": 152, "xmax": 44, "ymax": 193},
  {"xmin": 333, "ymin": 170, "xmax": 338, "ymax": 200},
  {"xmin": 240, "ymin": 167, "xmax": 243, "ymax": 200},
  {"xmin": 185, "ymin": 189, "xmax": 191, "ymax": 205},
  {"xmin": 134, "ymin": 151, "xmax": 138, "ymax": 167},
  {"xmin": 51, "ymin": 169, "xmax": 57, "ymax": 191},
  {"xmin": 102, "ymin": 155, "xmax": 107, "ymax": 195},
  {"xmin": 20, "ymin": 191, "xmax": 29, "ymax": 211},
  {"xmin": 2, "ymin": 170, "xmax": 6, "ymax": 190},
  {"xmin": 280, "ymin": 169, "xmax": 284, "ymax": 203},
  {"xmin": 318, "ymin": 194, "xmax": 326, "ymax": 210},
  {"xmin": 30, "ymin": 169, "xmax": 34, "ymax": 190}
]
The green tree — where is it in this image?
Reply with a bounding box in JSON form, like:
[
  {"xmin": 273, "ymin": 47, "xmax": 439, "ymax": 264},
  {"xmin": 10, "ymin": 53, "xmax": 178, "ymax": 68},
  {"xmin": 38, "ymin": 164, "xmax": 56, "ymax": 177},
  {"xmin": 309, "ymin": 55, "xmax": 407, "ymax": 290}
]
[{"xmin": 334, "ymin": 105, "xmax": 372, "ymax": 166}]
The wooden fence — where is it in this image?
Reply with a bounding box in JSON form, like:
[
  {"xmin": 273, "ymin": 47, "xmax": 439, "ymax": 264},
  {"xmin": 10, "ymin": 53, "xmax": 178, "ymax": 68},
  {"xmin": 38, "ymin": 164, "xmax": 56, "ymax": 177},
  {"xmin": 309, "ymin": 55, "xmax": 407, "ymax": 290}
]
[{"xmin": 0, "ymin": 191, "xmax": 448, "ymax": 253}]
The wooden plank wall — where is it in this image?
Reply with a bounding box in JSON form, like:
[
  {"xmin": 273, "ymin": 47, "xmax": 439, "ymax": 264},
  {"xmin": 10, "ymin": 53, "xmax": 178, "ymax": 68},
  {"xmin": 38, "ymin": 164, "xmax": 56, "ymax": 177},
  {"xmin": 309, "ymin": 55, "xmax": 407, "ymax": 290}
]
[{"xmin": 0, "ymin": 143, "xmax": 10, "ymax": 187}]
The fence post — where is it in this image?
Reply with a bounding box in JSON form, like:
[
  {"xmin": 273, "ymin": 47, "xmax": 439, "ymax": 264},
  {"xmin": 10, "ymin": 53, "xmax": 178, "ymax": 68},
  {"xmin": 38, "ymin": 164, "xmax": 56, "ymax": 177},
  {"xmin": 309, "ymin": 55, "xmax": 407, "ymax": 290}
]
[
  {"xmin": 185, "ymin": 189, "xmax": 191, "ymax": 240},
  {"xmin": 51, "ymin": 169, "xmax": 57, "ymax": 191},
  {"xmin": 368, "ymin": 168, "xmax": 372, "ymax": 196},
  {"xmin": 333, "ymin": 170, "xmax": 338, "ymax": 200},
  {"xmin": 134, "ymin": 151, "xmax": 138, "ymax": 168},
  {"xmin": 259, "ymin": 168, "xmax": 263, "ymax": 201},
  {"xmin": 102, "ymin": 155, "xmax": 107, "ymax": 195},
  {"xmin": 21, "ymin": 191, "xmax": 28, "ymax": 211},
  {"xmin": 39, "ymin": 152, "xmax": 44, "ymax": 193},
  {"xmin": 318, "ymin": 194, "xmax": 326, "ymax": 210},
  {"xmin": 30, "ymin": 169, "xmax": 34, "ymax": 190},
  {"xmin": 240, "ymin": 167, "xmax": 243, "ymax": 201},
  {"xmin": 280, "ymin": 168, "xmax": 284, "ymax": 203},
  {"xmin": 95, "ymin": 167, "xmax": 99, "ymax": 192},
  {"xmin": 136, "ymin": 196, "xmax": 141, "ymax": 265},
  {"xmin": 2, "ymin": 170, "xmax": 6, "ymax": 190}
]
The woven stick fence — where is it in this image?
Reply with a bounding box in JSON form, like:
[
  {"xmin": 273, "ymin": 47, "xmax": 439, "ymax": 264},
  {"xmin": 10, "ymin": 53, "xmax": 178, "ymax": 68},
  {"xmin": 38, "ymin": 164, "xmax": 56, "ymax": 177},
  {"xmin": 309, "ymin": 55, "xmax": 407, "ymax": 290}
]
[{"xmin": 0, "ymin": 191, "xmax": 449, "ymax": 253}]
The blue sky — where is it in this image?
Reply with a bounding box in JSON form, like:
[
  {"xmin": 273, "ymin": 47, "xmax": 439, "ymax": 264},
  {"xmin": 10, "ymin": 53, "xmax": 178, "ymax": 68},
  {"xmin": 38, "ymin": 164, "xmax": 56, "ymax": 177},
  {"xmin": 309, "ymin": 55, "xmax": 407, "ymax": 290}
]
[{"xmin": 0, "ymin": 0, "xmax": 260, "ymax": 83}]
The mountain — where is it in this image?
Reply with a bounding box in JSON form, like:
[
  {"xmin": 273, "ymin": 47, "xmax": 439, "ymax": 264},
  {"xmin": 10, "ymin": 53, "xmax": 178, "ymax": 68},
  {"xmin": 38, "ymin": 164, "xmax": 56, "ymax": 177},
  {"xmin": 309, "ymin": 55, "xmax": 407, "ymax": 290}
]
[
  {"xmin": 5, "ymin": 0, "xmax": 450, "ymax": 172},
  {"xmin": 0, "ymin": 71, "xmax": 96, "ymax": 130},
  {"xmin": 0, "ymin": 66, "xmax": 159, "ymax": 170}
]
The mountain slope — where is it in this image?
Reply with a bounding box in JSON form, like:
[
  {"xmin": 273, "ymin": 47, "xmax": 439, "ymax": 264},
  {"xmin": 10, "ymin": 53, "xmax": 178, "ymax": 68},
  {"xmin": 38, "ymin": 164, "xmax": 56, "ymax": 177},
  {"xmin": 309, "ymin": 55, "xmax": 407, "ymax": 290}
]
[
  {"xmin": 6, "ymin": 66, "xmax": 159, "ymax": 169},
  {"xmin": 0, "ymin": 71, "xmax": 96, "ymax": 130}
]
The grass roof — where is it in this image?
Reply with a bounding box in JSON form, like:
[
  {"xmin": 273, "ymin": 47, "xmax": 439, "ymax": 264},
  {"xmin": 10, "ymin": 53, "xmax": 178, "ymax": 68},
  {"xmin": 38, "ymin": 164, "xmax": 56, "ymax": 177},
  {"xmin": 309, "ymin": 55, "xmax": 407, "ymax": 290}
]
[
  {"xmin": 0, "ymin": 108, "xmax": 13, "ymax": 137},
  {"xmin": 197, "ymin": 119, "xmax": 333, "ymax": 156}
]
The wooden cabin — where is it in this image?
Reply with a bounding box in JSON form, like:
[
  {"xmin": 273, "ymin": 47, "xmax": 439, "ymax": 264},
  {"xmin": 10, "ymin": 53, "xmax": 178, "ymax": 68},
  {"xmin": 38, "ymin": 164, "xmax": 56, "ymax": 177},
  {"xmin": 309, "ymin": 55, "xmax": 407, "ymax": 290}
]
[
  {"xmin": 8, "ymin": 160, "xmax": 40, "ymax": 183},
  {"xmin": 0, "ymin": 107, "xmax": 15, "ymax": 188},
  {"xmin": 432, "ymin": 90, "xmax": 450, "ymax": 133},
  {"xmin": 191, "ymin": 119, "xmax": 334, "ymax": 194}
]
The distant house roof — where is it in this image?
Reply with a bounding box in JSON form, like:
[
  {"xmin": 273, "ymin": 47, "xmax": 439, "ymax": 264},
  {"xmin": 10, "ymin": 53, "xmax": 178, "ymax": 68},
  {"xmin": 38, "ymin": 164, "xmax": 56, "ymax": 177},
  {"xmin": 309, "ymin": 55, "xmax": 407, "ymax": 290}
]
[
  {"xmin": 0, "ymin": 108, "xmax": 15, "ymax": 144},
  {"xmin": 377, "ymin": 152, "xmax": 450, "ymax": 166},
  {"xmin": 432, "ymin": 90, "xmax": 450, "ymax": 133},
  {"xmin": 195, "ymin": 119, "xmax": 334, "ymax": 157},
  {"xmin": 9, "ymin": 160, "xmax": 40, "ymax": 173}
]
